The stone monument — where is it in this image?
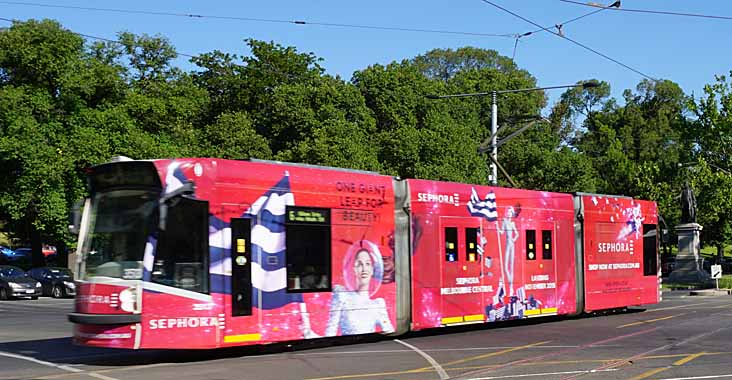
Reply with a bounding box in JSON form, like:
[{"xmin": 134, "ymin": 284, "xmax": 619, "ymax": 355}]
[{"xmin": 669, "ymin": 182, "xmax": 709, "ymax": 283}]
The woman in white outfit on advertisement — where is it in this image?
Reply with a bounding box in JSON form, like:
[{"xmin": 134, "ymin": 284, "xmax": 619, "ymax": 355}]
[
  {"xmin": 300, "ymin": 240, "xmax": 394, "ymax": 338},
  {"xmin": 324, "ymin": 240, "xmax": 394, "ymax": 336},
  {"xmin": 500, "ymin": 205, "xmax": 520, "ymax": 297}
]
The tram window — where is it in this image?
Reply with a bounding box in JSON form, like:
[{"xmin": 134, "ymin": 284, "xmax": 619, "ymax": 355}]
[
  {"xmin": 642, "ymin": 224, "xmax": 658, "ymax": 276},
  {"xmin": 542, "ymin": 230, "xmax": 553, "ymax": 260},
  {"xmin": 465, "ymin": 228, "xmax": 479, "ymax": 262},
  {"xmin": 153, "ymin": 197, "xmax": 209, "ymax": 293},
  {"xmin": 285, "ymin": 206, "xmax": 331, "ymax": 293},
  {"xmin": 445, "ymin": 227, "xmax": 458, "ymax": 262},
  {"xmin": 526, "ymin": 230, "xmax": 536, "ymax": 260}
]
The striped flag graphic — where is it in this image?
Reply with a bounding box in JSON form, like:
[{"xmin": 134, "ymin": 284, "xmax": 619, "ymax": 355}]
[
  {"xmin": 247, "ymin": 173, "xmax": 303, "ymax": 309},
  {"xmin": 208, "ymin": 173, "xmax": 303, "ymax": 309},
  {"xmin": 467, "ymin": 188, "xmax": 498, "ymax": 221}
]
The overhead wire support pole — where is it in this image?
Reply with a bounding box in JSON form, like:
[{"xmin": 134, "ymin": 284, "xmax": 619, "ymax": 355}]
[
  {"xmin": 426, "ymin": 81, "xmax": 598, "ymax": 187},
  {"xmin": 487, "ymin": 154, "xmax": 517, "ymax": 188},
  {"xmin": 491, "ymin": 91, "xmax": 498, "ymax": 185}
]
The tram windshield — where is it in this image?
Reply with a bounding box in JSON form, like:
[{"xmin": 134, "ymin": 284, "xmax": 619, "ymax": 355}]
[{"xmin": 80, "ymin": 189, "xmax": 158, "ymax": 280}]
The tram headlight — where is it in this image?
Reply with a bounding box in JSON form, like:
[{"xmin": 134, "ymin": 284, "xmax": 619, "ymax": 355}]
[{"xmin": 118, "ymin": 287, "xmax": 137, "ymax": 312}]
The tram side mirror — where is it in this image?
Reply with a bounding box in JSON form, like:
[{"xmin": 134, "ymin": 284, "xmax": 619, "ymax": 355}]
[
  {"xmin": 69, "ymin": 198, "xmax": 85, "ymax": 235},
  {"xmin": 158, "ymin": 182, "xmax": 195, "ymax": 231}
]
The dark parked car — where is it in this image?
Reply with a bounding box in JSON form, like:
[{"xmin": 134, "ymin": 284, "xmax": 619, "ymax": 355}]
[
  {"xmin": 0, "ymin": 265, "xmax": 41, "ymax": 300},
  {"xmin": 28, "ymin": 267, "xmax": 75, "ymax": 298}
]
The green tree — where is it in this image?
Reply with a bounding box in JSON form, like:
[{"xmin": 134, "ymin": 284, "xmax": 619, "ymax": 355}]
[
  {"xmin": 561, "ymin": 79, "xmax": 687, "ymax": 203},
  {"xmin": 268, "ymin": 76, "xmax": 382, "ymax": 171},
  {"xmin": 687, "ymin": 74, "xmax": 732, "ymax": 257},
  {"xmin": 118, "ymin": 32, "xmax": 178, "ymax": 85},
  {"xmin": 353, "ymin": 60, "xmax": 487, "ymax": 183},
  {"xmin": 688, "ymin": 73, "xmax": 732, "ymax": 173},
  {"xmin": 686, "ymin": 160, "xmax": 732, "ymax": 258},
  {"xmin": 0, "ymin": 20, "xmax": 203, "ymax": 267},
  {"xmin": 0, "ymin": 20, "xmax": 88, "ymax": 265},
  {"xmin": 412, "ymin": 46, "xmax": 518, "ymax": 82},
  {"xmin": 353, "ymin": 48, "xmax": 544, "ymax": 185},
  {"xmin": 555, "ymin": 80, "xmax": 611, "ymax": 145},
  {"xmin": 195, "ymin": 111, "xmax": 272, "ymax": 159},
  {"xmin": 191, "ymin": 39, "xmax": 325, "ymax": 132},
  {"xmin": 498, "ymin": 122, "xmax": 599, "ymax": 193}
]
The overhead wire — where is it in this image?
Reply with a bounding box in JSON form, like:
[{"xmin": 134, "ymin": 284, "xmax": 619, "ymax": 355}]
[
  {"xmin": 0, "ymin": 1, "xmax": 517, "ymax": 39},
  {"xmin": 478, "ymin": 0, "xmax": 656, "ymax": 80},
  {"xmin": 524, "ymin": 4, "xmax": 608, "ymax": 36},
  {"xmin": 559, "ymin": 0, "xmax": 732, "ymax": 21},
  {"xmin": 3, "ymin": 1, "xmax": 655, "ymax": 79},
  {"xmin": 0, "ymin": 16, "xmax": 197, "ymax": 58},
  {"xmin": 511, "ymin": 4, "xmax": 611, "ymax": 61},
  {"xmin": 2, "ymin": 0, "xmax": 628, "ymax": 68}
]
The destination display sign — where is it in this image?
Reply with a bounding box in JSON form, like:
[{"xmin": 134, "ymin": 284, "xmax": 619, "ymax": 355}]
[{"xmin": 286, "ymin": 206, "xmax": 330, "ymax": 224}]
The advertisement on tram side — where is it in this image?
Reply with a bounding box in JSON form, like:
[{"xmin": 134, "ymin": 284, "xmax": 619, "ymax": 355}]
[
  {"xmin": 148, "ymin": 159, "xmax": 398, "ymax": 347},
  {"xmin": 581, "ymin": 195, "xmax": 659, "ymax": 311},
  {"xmin": 407, "ymin": 179, "xmax": 577, "ymax": 330}
]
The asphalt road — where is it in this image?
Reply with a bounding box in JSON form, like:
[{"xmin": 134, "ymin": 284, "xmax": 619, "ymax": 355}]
[{"xmin": 2, "ymin": 291, "xmax": 732, "ymax": 380}]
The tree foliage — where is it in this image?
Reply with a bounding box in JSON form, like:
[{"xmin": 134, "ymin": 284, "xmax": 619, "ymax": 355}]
[{"xmin": 1, "ymin": 18, "xmax": 732, "ymax": 261}]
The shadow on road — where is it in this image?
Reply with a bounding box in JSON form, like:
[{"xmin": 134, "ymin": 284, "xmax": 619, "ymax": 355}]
[
  {"xmin": 0, "ymin": 307, "xmax": 648, "ymax": 367},
  {"xmin": 0, "ymin": 336, "xmax": 386, "ymax": 366}
]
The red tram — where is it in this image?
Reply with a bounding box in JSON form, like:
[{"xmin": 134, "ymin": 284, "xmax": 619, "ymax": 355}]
[{"xmin": 68, "ymin": 158, "xmax": 660, "ymax": 349}]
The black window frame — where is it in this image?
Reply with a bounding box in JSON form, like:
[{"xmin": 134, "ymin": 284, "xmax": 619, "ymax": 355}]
[
  {"xmin": 642, "ymin": 224, "xmax": 659, "ymax": 276},
  {"xmin": 285, "ymin": 206, "xmax": 332, "ymax": 293},
  {"xmin": 465, "ymin": 227, "xmax": 480, "ymax": 262},
  {"xmin": 542, "ymin": 230, "xmax": 553, "ymax": 260},
  {"xmin": 151, "ymin": 196, "xmax": 210, "ymax": 294},
  {"xmin": 526, "ymin": 229, "xmax": 537, "ymax": 260},
  {"xmin": 444, "ymin": 227, "xmax": 459, "ymax": 262}
]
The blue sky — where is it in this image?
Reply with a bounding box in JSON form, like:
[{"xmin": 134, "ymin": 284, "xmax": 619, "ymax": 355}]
[{"xmin": 2, "ymin": 1, "xmax": 731, "ymax": 109}]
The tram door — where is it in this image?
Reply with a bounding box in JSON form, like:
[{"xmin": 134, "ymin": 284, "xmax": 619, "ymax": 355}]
[
  {"xmin": 440, "ymin": 217, "xmax": 485, "ymax": 325},
  {"xmin": 231, "ymin": 218, "xmax": 253, "ymax": 317},
  {"xmin": 521, "ymin": 222, "xmax": 558, "ymax": 316}
]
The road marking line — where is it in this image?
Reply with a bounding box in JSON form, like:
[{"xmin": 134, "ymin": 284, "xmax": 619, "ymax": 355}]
[
  {"xmin": 647, "ymin": 302, "xmax": 714, "ymax": 312},
  {"xmin": 394, "ymin": 339, "xmax": 449, "ymax": 380},
  {"xmin": 0, "ymin": 350, "xmax": 121, "ymax": 380},
  {"xmin": 451, "ymin": 351, "xmax": 732, "ymax": 372},
  {"xmin": 305, "ymin": 341, "xmax": 550, "ymax": 380},
  {"xmin": 435, "ymin": 341, "xmax": 551, "ymax": 369},
  {"xmin": 294, "ymin": 345, "xmax": 579, "ymax": 356},
  {"xmin": 561, "ymin": 326, "xmax": 730, "ymax": 380},
  {"xmin": 464, "ymin": 368, "xmax": 619, "ymax": 380},
  {"xmin": 631, "ymin": 367, "xmax": 670, "ymax": 380},
  {"xmin": 33, "ymin": 362, "xmax": 203, "ymax": 380},
  {"xmin": 87, "ymin": 373, "xmax": 120, "ymax": 380},
  {"xmin": 673, "ymin": 352, "xmax": 706, "ymax": 366},
  {"xmin": 0, "ymin": 351, "xmax": 83, "ymax": 373},
  {"xmin": 457, "ymin": 328, "xmax": 658, "ymax": 380},
  {"xmin": 658, "ymin": 375, "xmax": 732, "ymax": 380},
  {"xmin": 305, "ymin": 369, "xmax": 432, "ymax": 380},
  {"xmin": 618, "ymin": 314, "xmax": 685, "ymax": 328}
]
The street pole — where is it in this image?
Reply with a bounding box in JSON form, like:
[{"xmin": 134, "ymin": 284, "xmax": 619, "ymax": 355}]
[
  {"xmin": 490, "ymin": 91, "xmax": 498, "ymax": 186},
  {"xmin": 426, "ymin": 81, "xmax": 599, "ymax": 187}
]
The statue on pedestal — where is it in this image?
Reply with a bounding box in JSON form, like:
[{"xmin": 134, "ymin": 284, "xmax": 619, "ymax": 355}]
[
  {"xmin": 680, "ymin": 182, "xmax": 696, "ymax": 224},
  {"xmin": 669, "ymin": 181, "xmax": 708, "ymax": 283}
]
